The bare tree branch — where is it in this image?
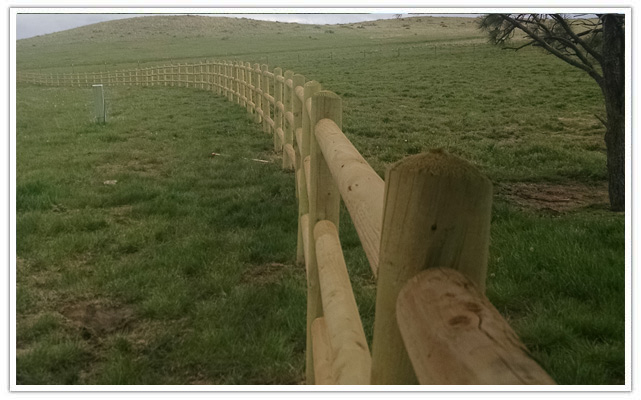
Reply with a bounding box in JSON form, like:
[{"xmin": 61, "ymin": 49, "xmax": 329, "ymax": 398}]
[
  {"xmin": 503, "ymin": 40, "xmax": 536, "ymax": 51},
  {"xmin": 577, "ymin": 28, "xmax": 602, "ymax": 37},
  {"xmin": 550, "ymin": 14, "xmax": 604, "ymax": 64},
  {"xmin": 499, "ymin": 14, "xmax": 603, "ymax": 85},
  {"xmin": 544, "ymin": 34, "xmax": 595, "ymax": 69}
]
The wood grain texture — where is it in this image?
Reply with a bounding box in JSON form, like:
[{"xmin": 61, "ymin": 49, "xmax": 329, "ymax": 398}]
[
  {"xmin": 288, "ymin": 74, "xmax": 305, "ymax": 170},
  {"xmin": 305, "ymin": 90, "xmax": 342, "ymax": 384},
  {"xmin": 300, "ymin": 214, "xmax": 310, "ymax": 275},
  {"xmin": 283, "ymin": 144, "xmax": 296, "ymax": 171},
  {"xmin": 272, "ymin": 67, "xmax": 283, "ymax": 152},
  {"xmin": 296, "ymin": 81, "xmax": 321, "ymax": 265},
  {"xmin": 315, "ymin": 220, "xmax": 371, "ymax": 385},
  {"xmin": 245, "ymin": 62, "xmax": 254, "ymax": 115},
  {"xmin": 253, "ymin": 63, "xmax": 261, "ymax": 123},
  {"xmin": 314, "ymin": 118, "xmax": 384, "ymax": 277},
  {"xmin": 397, "ymin": 268, "xmax": 556, "ymax": 385},
  {"xmin": 370, "ymin": 149, "xmax": 493, "ymax": 385},
  {"xmin": 261, "ymin": 64, "xmax": 270, "ymax": 133},
  {"xmin": 311, "ymin": 317, "xmax": 336, "ymax": 385},
  {"xmin": 304, "ymin": 155, "xmax": 311, "ymax": 199}
]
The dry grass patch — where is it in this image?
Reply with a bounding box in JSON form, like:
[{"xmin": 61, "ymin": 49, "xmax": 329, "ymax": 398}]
[
  {"xmin": 61, "ymin": 300, "xmax": 136, "ymax": 339},
  {"xmin": 499, "ymin": 181, "xmax": 609, "ymax": 213},
  {"xmin": 240, "ymin": 262, "xmax": 299, "ymax": 286}
]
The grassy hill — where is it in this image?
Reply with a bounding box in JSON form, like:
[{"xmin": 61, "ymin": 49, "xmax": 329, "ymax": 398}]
[
  {"xmin": 16, "ymin": 15, "xmax": 625, "ymax": 386},
  {"xmin": 17, "ymin": 15, "xmax": 483, "ymax": 71}
]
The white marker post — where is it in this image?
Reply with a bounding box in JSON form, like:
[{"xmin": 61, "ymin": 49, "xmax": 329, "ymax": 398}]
[{"xmin": 93, "ymin": 84, "xmax": 106, "ymax": 123}]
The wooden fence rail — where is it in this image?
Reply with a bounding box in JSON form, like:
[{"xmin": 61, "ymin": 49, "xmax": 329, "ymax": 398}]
[{"xmin": 17, "ymin": 63, "xmax": 555, "ymax": 386}]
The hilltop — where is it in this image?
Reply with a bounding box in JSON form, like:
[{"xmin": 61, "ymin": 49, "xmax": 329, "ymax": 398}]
[{"xmin": 17, "ymin": 15, "xmax": 484, "ymax": 72}]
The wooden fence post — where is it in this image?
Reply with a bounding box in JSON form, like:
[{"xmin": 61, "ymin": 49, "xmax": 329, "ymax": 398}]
[
  {"xmin": 222, "ymin": 61, "xmax": 227, "ymax": 97},
  {"xmin": 211, "ymin": 62, "xmax": 216, "ymax": 93},
  {"xmin": 234, "ymin": 61, "xmax": 245, "ymax": 107},
  {"xmin": 283, "ymin": 70, "xmax": 294, "ymax": 135},
  {"xmin": 296, "ymin": 80, "xmax": 321, "ymax": 265},
  {"xmin": 273, "ymin": 67, "xmax": 283, "ymax": 152},
  {"xmin": 213, "ymin": 61, "xmax": 217, "ymax": 93},
  {"xmin": 223, "ymin": 61, "xmax": 231, "ymax": 101},
  {"xmin": 215, "ymin": 62, "xmax": 221, "ymax": 95},
  {"xmin": 214, "ymin": 60, "xmax": 218, "ymax": 92},
  {"xmin": 227, "ymin": 61, "xmax": 232, "ymax": 99},
  {"xmin": 229, "ymin": 61, "xmax": 234, "ymax": 99},
  {"xmin": 226, "ymin": 62, "xmax": 231, "ymax": 97},
  {"xmin": 245, "ymin": 62, "xmax": 253, "ymax": 115},
  {"xmin": 238, "ymin": 62, "xmax": 245, "ymax": 106},
  {"xmin": 370, "ymin": 149, "xmax": 493, "ymax": 385},
  {"xmin": 235, "ymin": 62, "xmax": 241, "ymax": 105},
  {"xmin": 305, "ymin": 90, "xmax": 342, "ymax": 384},
  {"xmin": 229, "ymin": 61, "xmax": 232, "ymax": 97},
  {"xmin": 253, "ymin": 63, "xmax": 262, "ymax": 124},
  {"xmin": 218, "ymin": 61, "xmax": 224, "ymax": 95},
  {"xmin": 288, "ymin": 74, "xmax": 304, "ymax": 170},
  {"xmin": 205, "ymin": 61, "xmax": 209, "ymax": 90},
  {"xmin": 261, "ymin": 64, "xmax": 270, "ymax": 133}
]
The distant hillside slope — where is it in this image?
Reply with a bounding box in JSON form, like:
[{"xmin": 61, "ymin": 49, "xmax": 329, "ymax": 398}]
[{"xmin": 17, "ymin": 15, "xmax": 485, "ymax": 72}]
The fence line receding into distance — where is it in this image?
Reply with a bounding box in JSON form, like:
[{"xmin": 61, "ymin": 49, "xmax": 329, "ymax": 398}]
[{"xmin": 17, "ymin": 62, "xmax": 556, "ymax": 386}]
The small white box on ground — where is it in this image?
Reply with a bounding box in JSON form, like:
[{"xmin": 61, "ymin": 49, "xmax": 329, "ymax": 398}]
[{"xmin": 93, "ymin": 84, "xmax": 105, "ymax": 123}]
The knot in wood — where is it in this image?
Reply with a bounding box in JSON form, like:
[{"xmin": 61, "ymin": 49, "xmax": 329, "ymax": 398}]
[{"xmin": 448, "ymin": 315, "xmax": 471, "ymax": 327}]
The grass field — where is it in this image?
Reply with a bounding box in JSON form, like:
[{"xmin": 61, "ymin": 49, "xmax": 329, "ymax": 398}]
[{"xmin": 15, "ymin": 14, "xmax": 625, "ymax": 385}]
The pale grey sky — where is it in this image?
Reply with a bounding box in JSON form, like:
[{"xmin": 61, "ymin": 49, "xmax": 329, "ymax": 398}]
[{"xmin": 16, "ymin": 13, "xmax": 480, "ymax": 40}]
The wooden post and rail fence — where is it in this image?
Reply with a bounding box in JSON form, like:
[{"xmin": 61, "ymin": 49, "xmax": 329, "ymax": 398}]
[{"xmin": 17, "ymin": 62, "xmax": 556, "ymax": 386}]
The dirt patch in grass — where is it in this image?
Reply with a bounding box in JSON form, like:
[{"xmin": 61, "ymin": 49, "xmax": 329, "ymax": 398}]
[
  {"xmin": 61, "ymin": 300, "xmax": 135, "ymax": 339},
  {"xmin": 240, "ymin": 262, "xmax": 297, "ymax": 285},
  {"xmin": 95, "ymin": 157, "xmax": 166, "ymax": 179},
  {"xmin": 499, "ymin": 181, "xmax": 609, "ymax": 213},
  {"xmin": 108, "ymin": 204, "xmax": 134, "ymax": 224},
  {"xmin": 188, "ymin": 373, "xmax": 215, "ymax": 385}
]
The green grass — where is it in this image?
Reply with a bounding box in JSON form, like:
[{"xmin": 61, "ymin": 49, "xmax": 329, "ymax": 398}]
[
  {"xmin": 487, "ymin": 203, "xmax": 624, "ymax": 385},
  {"xmin": 17, "ymin": 85, "xmax": 306, "ymax": 384},
  {"xmin": 16, "ymin": 15, "xmax": 625, "ymax": 385}
]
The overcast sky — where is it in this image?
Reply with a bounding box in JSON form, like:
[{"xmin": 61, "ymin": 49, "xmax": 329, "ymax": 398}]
[{"xmin": 15, "ymin": 12, "xmax": 480, "ymax": 40}]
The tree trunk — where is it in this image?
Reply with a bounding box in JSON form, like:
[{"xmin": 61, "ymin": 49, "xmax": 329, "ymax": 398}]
[{"xmin": 601, "ymin": 15, "xmax": 626, "ymax": 212}]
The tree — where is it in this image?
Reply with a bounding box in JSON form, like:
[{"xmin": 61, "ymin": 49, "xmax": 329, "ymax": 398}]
[{"xmin": 479, "ymin": 14, "xmax": 625, "ymax": 211}]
